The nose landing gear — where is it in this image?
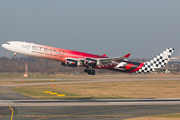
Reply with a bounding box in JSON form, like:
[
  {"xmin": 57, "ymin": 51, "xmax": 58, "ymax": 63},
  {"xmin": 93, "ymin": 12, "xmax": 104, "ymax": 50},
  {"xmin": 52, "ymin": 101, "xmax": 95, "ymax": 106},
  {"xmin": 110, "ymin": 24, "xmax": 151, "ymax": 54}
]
[{"xmin": 13, "ymin": 53, "xmax": 17, "ymax": 60}]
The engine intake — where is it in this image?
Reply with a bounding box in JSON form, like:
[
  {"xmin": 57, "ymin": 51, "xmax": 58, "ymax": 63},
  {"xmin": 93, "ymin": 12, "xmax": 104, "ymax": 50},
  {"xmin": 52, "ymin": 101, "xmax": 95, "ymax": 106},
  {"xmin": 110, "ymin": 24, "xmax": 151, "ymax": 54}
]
[
  {"xmin": 84, "ymin": 58, "xmax": 100, "ymax": 67},
  {"xmin": 62, "ymin": 59, "xmax": 80, "ymax": 67}
]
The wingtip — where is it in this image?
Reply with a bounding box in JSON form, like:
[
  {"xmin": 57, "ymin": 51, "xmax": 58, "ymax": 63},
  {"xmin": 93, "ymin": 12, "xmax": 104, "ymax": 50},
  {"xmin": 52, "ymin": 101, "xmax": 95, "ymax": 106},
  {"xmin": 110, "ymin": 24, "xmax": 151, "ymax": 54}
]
[
  {"xmin": 124, "ymin": 53, "xmax": 131, "ymax": 58},
  {"xmin": 102, "ymin": 54, "xmax": 106, "ymax": 57}
]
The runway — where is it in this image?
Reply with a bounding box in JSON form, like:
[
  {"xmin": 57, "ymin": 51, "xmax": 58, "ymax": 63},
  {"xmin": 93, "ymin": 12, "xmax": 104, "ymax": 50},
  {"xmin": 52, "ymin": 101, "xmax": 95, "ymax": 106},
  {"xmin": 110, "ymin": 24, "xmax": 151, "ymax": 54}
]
[
  {"xmin": 1, "ymin": 99, "xmax": 180, "ymax": 106},
  {"xmin": 0, "ymin": 78, "xmax": 180, "ymax": 87},
  {"xmin": 1, "ymin": 104, "xmax": 180, "ymax": 120},
  {"xmin": 0, "ymin": 77, "xmax": 180, "ymax": 119}
]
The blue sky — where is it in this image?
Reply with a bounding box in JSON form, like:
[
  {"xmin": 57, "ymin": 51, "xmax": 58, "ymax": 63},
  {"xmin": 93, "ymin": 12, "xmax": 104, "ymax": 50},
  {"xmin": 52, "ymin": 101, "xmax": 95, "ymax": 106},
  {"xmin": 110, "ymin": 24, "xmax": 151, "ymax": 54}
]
[{"xmin": 0, "ymin": 0, "xmax": 180, "ymax": 58}]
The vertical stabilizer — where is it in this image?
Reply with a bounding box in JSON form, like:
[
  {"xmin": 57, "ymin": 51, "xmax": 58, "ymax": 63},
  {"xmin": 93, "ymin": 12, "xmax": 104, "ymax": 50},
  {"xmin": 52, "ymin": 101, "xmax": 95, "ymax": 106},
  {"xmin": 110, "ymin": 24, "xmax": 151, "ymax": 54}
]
[{"xmin": 136, "ymin": 48, "xmax": 174, "ymax": 73}]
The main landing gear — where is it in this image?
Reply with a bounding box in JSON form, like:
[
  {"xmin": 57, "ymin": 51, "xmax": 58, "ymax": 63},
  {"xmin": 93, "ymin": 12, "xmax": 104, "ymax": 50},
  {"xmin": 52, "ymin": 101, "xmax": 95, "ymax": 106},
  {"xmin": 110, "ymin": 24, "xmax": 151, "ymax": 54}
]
[
  {"xmin": 13, "ymin": 53, "xmax": 17, "ymax": 60},
  {"xmin": 84, "ymin": 67, "xmax": 95, "ymax": 75}
]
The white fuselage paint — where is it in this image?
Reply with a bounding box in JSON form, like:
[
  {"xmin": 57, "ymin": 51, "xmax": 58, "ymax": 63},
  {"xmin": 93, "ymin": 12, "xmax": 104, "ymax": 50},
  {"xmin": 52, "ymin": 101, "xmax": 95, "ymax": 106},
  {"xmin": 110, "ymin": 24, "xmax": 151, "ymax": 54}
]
[{"xmin": 2, "ymin": 41, "xmax": 46, "ymax": 58}]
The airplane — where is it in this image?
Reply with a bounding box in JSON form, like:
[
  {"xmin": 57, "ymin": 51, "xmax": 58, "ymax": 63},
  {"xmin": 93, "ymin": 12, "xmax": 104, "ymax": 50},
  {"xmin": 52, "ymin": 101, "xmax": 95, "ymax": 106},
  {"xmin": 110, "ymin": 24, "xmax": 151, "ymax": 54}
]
[{"xmin": 2, "ymin": 41, "xmax": 174, "ymax": 75}]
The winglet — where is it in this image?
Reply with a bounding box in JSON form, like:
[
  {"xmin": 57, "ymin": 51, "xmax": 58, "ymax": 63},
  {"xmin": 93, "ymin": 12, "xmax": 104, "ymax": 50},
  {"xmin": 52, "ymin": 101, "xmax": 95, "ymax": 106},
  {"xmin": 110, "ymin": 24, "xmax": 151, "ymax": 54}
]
[
  {"xmin": 102, "ymin": 54, "xmax": 106, "ymax": 57},
  {"xmin": 124, "ymin": 53, "xmax": 130, "ymax": 58}
]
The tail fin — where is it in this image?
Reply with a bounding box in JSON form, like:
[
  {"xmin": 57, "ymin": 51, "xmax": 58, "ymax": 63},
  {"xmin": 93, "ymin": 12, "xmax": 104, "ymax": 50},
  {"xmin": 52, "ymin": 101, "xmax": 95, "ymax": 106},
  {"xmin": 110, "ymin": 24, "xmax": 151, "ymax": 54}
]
[{"xmin": 136, "ymin": 48, "xmax": 174, "ymax": 73}]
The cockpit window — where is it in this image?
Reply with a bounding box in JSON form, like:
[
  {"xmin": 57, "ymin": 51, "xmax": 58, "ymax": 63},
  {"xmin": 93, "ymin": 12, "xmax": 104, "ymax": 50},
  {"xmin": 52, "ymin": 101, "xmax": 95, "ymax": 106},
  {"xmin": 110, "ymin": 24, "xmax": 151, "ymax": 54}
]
[{"xmin": 6, "ymin": 43, "xmax": 10, "ymax": 45}]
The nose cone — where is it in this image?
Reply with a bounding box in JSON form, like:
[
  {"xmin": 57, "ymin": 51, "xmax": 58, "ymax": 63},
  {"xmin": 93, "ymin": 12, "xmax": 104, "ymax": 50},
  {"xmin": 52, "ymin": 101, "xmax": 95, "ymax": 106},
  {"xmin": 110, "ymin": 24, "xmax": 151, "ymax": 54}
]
[
  {"xmin": 1, "ymin": 43, "xmax": 9, "ymax": 50},
  {"xmin": 1, "ymin": 43, "xmax": 13, "ymax": 52},
  {"xmin": 1, "ymin": 44, "xmax": 5, "ymax": 48}
]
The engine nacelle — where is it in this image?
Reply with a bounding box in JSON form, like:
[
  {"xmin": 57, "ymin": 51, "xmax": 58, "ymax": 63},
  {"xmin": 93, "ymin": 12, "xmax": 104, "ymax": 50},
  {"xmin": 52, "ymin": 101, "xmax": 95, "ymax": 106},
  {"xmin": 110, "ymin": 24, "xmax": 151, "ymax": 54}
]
[
  {"xmin": 84, "ymin": 58, "xmax": 100, "ymax": 67},
  {"xmin": 62, "ymin": 59, "xmax": 80, "ymax": 67}
]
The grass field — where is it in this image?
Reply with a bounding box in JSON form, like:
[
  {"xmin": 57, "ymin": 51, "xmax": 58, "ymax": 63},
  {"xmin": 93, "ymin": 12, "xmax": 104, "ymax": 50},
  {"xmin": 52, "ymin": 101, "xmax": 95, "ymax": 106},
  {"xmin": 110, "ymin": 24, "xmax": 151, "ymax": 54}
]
[
  {"xmin": 1, "ymin": 73, "xmax": 179, "ymax": 85},
  {"xmin": 13, "ymin": 80, "xmax": 180, "ymax": 99},
  {"xmin": 125, "ymin": 113, "xmax": 180, "ymax": 120}
]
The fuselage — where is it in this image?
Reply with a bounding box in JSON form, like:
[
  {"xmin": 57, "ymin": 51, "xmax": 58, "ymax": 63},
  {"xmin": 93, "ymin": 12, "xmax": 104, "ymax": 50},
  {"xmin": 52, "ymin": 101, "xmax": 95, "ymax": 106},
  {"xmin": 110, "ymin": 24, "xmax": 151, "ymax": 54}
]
[
  {"xmin": 2, "ymin": 41, "xmax": 106, "ymax": 62},
  {"xmin": 1, "ymin": 41, "xmax": 145, "ymax": 73}
]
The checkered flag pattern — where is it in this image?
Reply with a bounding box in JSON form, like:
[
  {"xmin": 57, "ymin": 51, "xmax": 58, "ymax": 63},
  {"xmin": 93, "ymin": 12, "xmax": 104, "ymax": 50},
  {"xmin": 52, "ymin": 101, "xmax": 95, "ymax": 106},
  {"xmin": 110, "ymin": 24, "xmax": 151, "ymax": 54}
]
[{"xmin": 136, "ymin": 48, "xmax": 174, "ymax": 73}]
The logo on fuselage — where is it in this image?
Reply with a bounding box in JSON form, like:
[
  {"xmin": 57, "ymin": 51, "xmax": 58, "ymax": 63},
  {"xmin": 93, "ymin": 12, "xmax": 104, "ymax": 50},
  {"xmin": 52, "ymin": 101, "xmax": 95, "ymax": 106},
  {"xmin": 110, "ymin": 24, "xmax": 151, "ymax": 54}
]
[
  {"xmin": 114, "ymin": 62, "xmax": 127, "ymax": 70},
  {"xmin": 32, "ymin": 45, "xmax": 65, "ymax": 55},
  {"xmin": 114, "ymin": 62, "xmax": 135, "ymax": 70}
]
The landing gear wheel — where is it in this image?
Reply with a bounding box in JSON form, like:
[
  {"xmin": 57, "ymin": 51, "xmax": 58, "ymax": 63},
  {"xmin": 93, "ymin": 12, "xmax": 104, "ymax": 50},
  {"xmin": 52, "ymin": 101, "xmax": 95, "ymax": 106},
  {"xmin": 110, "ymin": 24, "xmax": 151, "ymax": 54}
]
[
  {"xmin": 88, "ymin": 70, "xmax": 92, "ymax": 75},
  {"xmin": 92, "ymin": 70, "xmax": 95, "ymax": 75},
  {"xmin": 13, "ymin": 53, "xmax": 17, "ymax": 60},
  {"xmin": 13, "ymin": 56, "xmax": 17, "ymax": 60},
  {"xmin": 84, "ymin": 67, "xmax": 96, "ymax": 75}
]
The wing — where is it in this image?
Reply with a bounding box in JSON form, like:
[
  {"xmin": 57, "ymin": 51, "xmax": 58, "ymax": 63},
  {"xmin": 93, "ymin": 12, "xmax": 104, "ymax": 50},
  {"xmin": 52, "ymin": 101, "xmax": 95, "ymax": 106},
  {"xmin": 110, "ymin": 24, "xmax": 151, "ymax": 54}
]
[
  {"xmin": 97, "ymin": 54, "xmax": 130, "ymax": 64},
  {"xmin": 64, "ymin": 53, "xmax": 131, "ymax": 66}
]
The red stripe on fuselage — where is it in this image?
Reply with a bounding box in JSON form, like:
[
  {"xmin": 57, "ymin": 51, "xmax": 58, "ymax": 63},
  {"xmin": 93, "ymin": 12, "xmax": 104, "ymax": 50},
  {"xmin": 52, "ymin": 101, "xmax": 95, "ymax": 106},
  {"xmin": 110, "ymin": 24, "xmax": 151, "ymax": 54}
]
[
  {"xmin": 129, "ymin": 63, "xmax": 144, "ymax": 73},
  {"xmin": 126, "ymin": 63, "xmax": 135, "ymax": 69}
]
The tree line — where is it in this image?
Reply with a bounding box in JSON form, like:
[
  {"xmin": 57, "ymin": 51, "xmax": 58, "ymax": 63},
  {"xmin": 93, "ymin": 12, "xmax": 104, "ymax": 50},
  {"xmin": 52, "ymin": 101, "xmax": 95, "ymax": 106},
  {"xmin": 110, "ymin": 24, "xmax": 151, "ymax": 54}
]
[{"xmin": 0, "ymin": 56, "xmax": 84, "ymax": 74}]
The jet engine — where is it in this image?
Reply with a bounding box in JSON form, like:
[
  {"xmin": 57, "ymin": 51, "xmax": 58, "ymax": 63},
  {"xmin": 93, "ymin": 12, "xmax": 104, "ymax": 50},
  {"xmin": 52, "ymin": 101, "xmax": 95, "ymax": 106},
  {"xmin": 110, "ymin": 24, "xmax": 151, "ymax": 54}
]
[
  {"xmin": 62, "ymin": 59, "xmax": 80, "ymax": 67},
  {"xmin": 84, "ymin": 58, "xmax": 100, "ymax": 67}
]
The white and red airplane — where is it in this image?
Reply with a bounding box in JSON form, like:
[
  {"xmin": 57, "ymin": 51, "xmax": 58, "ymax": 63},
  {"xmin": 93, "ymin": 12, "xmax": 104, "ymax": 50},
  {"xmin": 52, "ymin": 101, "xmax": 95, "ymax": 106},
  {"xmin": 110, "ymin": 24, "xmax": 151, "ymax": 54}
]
[{"xmin": 2, "ymin": 41, "xmax": 174, "ymax": 75}]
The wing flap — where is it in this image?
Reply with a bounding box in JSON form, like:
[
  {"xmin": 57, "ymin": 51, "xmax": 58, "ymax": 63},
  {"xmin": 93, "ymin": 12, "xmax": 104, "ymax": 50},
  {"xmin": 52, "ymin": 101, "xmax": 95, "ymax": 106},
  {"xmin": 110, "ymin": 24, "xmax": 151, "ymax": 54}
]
[
  {"xmin": 98, "ymin": 57, "xmax": 126, "ymax": 64},
  {"xmin": 98, "ymin": 53, "xmax": 131, "ymax": 64}
]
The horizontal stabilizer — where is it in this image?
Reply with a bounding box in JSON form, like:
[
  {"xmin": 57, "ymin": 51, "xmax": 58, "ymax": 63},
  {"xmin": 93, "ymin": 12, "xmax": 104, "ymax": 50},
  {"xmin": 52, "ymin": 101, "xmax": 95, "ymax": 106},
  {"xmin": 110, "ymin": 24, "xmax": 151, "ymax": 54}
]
[{"xmin": 154, "ymin": 67, "xmax": 177, "ymax": 71}]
